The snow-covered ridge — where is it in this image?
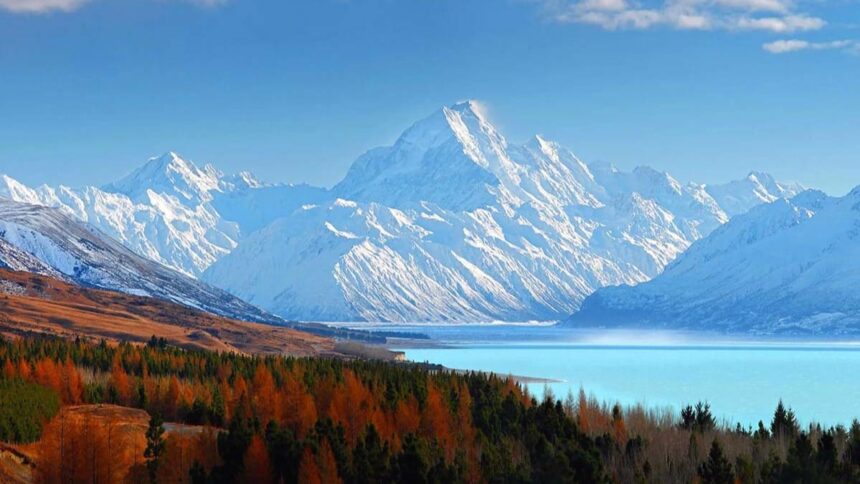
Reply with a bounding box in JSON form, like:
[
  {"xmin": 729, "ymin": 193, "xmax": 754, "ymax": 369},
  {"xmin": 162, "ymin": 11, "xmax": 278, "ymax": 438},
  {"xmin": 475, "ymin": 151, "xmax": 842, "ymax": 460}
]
[
  {"xmin": 566, "ymin": 187, "xmax": 860, "ymax": 335},
  {"xmin": 0, "ymin": 152, "xmax": 326, "ymax": 277},
  {"xmin": 201, "ymin": 101, "xmax": 802, "ymax": 322},
  {"xmin": 0, "ymin": 198, "xmax": 280, "ymax": 323}
]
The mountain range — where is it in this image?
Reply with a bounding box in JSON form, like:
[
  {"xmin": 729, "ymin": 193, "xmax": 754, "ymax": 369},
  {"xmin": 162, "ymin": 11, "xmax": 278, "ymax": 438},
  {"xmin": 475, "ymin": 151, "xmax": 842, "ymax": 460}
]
[
  {"xmin": 202, "ymin": 102, "xmax": 801, "ymax": 322},
  {"xmin": 566, "ymin": 188, "xmax": 860, "ymax": 336},
  {"xmin": 0, "ymin": 101, "xmax": 803, "ymax": 323}
]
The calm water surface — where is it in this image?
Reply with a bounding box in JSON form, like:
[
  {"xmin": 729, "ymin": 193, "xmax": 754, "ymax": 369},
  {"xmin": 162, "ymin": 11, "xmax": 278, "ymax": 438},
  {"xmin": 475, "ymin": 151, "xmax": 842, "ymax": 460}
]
[{"xmin": 373, "ymin": 324, "xmax": 860, "ymax": 427}]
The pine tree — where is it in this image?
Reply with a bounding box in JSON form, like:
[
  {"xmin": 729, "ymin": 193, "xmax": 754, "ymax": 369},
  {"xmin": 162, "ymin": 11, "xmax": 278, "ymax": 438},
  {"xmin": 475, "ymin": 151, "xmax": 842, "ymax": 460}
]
[
  {"xmin": 697, "ymin": 439, "xmax": 733, "ymax": 484},
  {"xmin": 817, "ymin": 431, "xmax": 837, "ymax": 473},
  {"xmin": 771, "ymin": 400, "xmax": 799, "ymax": 439},
  {"xmin": 846, "ymin": 420, "xmax": 860, "ymax": 467},
  {"xmin": 144, "ymin": 413, "xmax": 166, "ymax": 483},
  {"xmin": 352, "ymin": 425, "xmax": 392, "ymax": 483}
]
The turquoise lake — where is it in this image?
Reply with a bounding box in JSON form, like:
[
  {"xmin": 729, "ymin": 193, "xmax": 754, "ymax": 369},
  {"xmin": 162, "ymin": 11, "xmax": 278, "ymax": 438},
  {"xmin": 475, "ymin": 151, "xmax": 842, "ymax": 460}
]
[{"xmin": 378, "ymin": 325, "xmax": 860, "ymax": 428}]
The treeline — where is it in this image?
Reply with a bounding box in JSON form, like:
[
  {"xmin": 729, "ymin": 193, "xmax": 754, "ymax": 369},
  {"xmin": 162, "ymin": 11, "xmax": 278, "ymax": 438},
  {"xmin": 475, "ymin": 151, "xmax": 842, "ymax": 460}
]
[
  {"xmin": 2, "ymin": 334, "xmax": 860, "ymax": 483},
  {"xmin": 0, "ymin": 379, "xmax": 59, "ymax": 443},
  {"xmin": 572, "ymin": 394, "xmax": 860, "ymax": 483},
  {"xmin": 0, "ymin": 335, "xmax": 605, "ymax": 483}
]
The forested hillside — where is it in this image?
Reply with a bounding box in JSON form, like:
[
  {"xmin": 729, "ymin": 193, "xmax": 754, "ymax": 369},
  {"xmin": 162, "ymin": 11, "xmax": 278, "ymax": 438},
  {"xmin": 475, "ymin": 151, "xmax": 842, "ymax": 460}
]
[{"xmin": 1, "ymin": 335, "xmax": 859, "ymax": 483}]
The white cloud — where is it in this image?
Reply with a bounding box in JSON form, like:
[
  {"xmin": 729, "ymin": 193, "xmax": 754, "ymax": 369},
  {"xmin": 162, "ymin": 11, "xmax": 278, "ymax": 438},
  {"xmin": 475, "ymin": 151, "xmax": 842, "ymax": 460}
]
[
  {"xmin": 0, "ymin": 0, "xmax": 88, "ymax": 13},
  {"xmin": 578, "ymin": 0, "xmax": 629, "ymax": 11},
  {"xmin": 713, "ymin": 0, "xmax": 790, "ymax": 14},
  {"xmin": 576, "ymin": 8, "xmax": 664, "ymax": 29},
  {"xmin": 539, "ymin": 0, "xmax": 826, "ymax": 33},
  {"xmin": 0, "ymin": 0, "xmax": 228, "ymax": 14},
  {"xmin": 762, "ymin": 38, "xmax": 857, "ymax": 53},
  {"xmin": 736, "ymin": 14, "xmax": 825, "ymax": 32},
  {"xmin": 675, "ymin": 13, "xmax": 711, "ymax": 29},
  {"xmin": 762, "ymin": 39, "xmax": 809, "ymax": 52}
]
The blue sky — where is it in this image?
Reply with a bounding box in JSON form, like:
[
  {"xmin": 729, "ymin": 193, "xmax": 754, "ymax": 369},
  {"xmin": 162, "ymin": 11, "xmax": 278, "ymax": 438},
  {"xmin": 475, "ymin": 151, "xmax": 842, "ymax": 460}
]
[{"xmin": 0, "ymin": 0, "xmax": 858, "ymax": 194}]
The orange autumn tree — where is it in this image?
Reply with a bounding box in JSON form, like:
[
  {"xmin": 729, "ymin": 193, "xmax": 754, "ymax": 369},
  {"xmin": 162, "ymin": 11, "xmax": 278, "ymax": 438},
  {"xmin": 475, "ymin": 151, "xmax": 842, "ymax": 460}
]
[
  {"xmin": 110, "ymin": 355, "xmax": 132, "ymax": 406},
  {"xmin": 17, "ymin": 359, "xmax": 32, "ymax": 380},
  {"xmin": 252, "ymin": 364, "xmax": 279, "ymax": 425},
  {"xmin": 279, "ymin": 368, "xmax": 317, "ymax": 438},
  {"xmin": 34, "ymin": 358, "xmax": 62, "ymax": 396},
  {"xmin": 38, "ymin": 411, "xmax": 111, "ymax": 484},
  {"xmin": 62, "ymin": 358, "xmax": 83, "ymax": 404},
  {"xmin": 241, "ymin": 434, "xmax": 274, "ymax": 484},
  {"xmin": 3, "ymin": 358, "xmax": 15, "ymax": 379},
  {"xmin": 421, "ymin": 382, "xmax": 454, "ymax": 458},
  {"xmin": 394, "ymin": 395, "xmax": 421, "ymax": 442},
  {"xmin": 318, "ymin": 439, "xmax": 342, "ymax": 484},
  {"xmin": 297, "ymin": 446, "xmax": 322, "ymax": 484}
]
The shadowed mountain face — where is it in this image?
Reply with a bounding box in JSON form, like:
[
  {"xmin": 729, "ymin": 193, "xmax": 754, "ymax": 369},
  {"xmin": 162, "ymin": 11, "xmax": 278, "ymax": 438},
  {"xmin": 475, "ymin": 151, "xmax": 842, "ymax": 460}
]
[
  {"xmin": 0, "ymin": 198, "xmax": 280, "ymax": 324},
  {"xmin": 567, "ymin": 189, "xmax": 860, "ymax": 335}
]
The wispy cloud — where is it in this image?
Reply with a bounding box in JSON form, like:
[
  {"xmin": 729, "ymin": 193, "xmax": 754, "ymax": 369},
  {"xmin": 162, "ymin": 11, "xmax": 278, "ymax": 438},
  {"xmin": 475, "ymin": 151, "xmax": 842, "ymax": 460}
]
[
  {"xmin": 538, "ymin": 0, "xmax": 827, "ymax": 33},
  {"xmin": 0, "ymin": 0, "xmax": 228, "ymax": 14},
  {"xmin": 0, "ymin": 0, "xmax": 89, "ymax": 13},
  {"xmin": 736, "ymin": 15, "xmax": 825, "ymax": 33},
  {"xmin": 186, "ymin": 0, "xmax": 228, "ymax": 7},
  {"xmin": 762, "ymin": 38, "xmax": 859, "ymax": 53}
]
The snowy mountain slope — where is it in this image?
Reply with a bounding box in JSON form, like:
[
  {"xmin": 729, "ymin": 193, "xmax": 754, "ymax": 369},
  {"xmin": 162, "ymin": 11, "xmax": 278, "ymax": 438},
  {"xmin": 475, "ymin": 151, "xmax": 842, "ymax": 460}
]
[
  {"xmin": 566, "ymin": 188, "xmax": 860, "ymax": 335},
  {"xmin": 0, "ymin": 152, "xmax": 327, "ymax": 277},
  {"xmin": 203, "ymin": 101, "xmax": 798, "ymax": 322},
  {"xmin": 0, "ymin": 237, "xmax": 68, "ymax": 280},
  {"xmin": 210, "ymin": 182, "xmax": 329, "ymax": 236},
  {"xmin": 705, "ymin": 171, "xmax": 804, "ymax": 217},
  {"xmin": 0, "ymin": 198, "xmax": 280, "ymax": 323}
]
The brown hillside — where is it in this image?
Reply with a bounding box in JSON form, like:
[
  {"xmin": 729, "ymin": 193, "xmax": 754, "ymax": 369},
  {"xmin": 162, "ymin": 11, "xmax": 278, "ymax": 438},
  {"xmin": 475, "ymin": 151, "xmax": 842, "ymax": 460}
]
[{"xmin": 0, "ymin": 269, "xmax": 333, "ymax": 356}]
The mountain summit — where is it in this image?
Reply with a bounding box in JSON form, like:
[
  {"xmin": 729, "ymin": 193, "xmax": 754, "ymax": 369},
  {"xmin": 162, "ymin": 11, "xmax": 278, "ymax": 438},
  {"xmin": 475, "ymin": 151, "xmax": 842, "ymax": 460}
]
[
  {"xmin": 104, "ymin": 151, "xmax": 223, "ymax": 204},
  {"xmin": 333, "ymin": 101, "xmax": 509, "ymax": 210},
  {"xmin": 202, "ymin": 102, "xmax": 799, "ymax": 322}
]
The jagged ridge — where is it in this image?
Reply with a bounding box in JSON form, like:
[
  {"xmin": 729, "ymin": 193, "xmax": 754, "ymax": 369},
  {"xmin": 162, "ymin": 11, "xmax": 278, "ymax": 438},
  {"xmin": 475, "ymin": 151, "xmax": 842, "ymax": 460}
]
[{"xmin": 202, "ymin": 102, "xmax": 801, "ymax": 322}]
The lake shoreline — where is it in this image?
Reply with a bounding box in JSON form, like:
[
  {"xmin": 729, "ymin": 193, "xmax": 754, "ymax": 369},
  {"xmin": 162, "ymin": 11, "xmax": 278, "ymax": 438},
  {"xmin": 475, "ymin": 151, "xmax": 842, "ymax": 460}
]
[{"xmin": 368, "ymin": 325, "xmax": 860, "ymax": 427}]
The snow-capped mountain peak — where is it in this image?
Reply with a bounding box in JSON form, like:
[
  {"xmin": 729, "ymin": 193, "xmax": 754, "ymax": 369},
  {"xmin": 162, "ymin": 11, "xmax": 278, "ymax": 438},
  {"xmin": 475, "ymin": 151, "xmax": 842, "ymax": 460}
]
[
  {"xmin": 334, "ymin": 102, "xmax": 512, "ymax": 210},
  {"xmin": 0, "ymin": 151, "xmax": 332, "ymax": 278},
  {"xmin": 0, "ymin": 174, "xmax": 43, "ymax": 205},
  {"xmin": 202, "ymin": 103, "xmax": 804, "ymax": 323},
  {"xmin": 224, "ymin": 170, "xmax": 263, "ymax": 190},
  {"xmin": 704, "ymin": 171, "xmax": 805, "ymax": 217},
  {"xmin": 104, "ymin": 151, "xmax": 222, "ymax": 204}
]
